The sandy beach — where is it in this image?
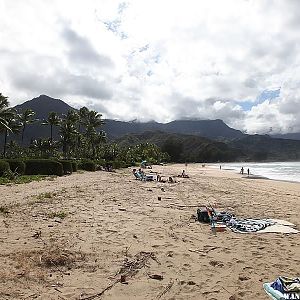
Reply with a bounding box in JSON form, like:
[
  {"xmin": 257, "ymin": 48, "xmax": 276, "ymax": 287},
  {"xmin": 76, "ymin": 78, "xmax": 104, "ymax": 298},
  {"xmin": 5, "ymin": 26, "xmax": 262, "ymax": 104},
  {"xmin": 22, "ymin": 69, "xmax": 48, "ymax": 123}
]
[{"xmin": 0, "ymin": 164, "xmax": 299, "ymax": 300}]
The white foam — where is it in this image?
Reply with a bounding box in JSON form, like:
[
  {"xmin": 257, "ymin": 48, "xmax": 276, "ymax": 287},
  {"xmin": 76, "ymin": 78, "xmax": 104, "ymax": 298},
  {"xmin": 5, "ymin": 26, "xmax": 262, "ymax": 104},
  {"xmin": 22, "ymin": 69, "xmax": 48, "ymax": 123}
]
[{"xmin": 220, "ymin": 162, "xmax": 300, "ymax": 183}]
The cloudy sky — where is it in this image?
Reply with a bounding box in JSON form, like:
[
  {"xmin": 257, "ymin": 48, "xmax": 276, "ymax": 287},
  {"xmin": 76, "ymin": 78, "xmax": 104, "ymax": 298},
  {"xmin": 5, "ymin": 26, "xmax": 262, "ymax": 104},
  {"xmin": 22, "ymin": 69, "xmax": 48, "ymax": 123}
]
[{"xmin": 1, "ymin": 0, "xmax": 300, "ymax": 134}]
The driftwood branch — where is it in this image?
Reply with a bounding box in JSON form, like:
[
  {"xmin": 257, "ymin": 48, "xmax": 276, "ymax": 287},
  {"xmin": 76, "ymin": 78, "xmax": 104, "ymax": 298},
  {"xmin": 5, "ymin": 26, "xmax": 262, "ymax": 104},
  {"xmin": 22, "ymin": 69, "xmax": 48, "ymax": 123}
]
[
  {"xmin": 80, "ymin": 252, "xmax": 159, "ymax": 300},
  {"xmin": 156, "ymin": 280, "xmax": 174, "ymax": 299},
  {"xmin": 80, "ymin": 280, "xmax": 120, "ymax": 300},
  {"xmin": 147, "ymin": 204, "xmax": 206, "ymax": 210}
]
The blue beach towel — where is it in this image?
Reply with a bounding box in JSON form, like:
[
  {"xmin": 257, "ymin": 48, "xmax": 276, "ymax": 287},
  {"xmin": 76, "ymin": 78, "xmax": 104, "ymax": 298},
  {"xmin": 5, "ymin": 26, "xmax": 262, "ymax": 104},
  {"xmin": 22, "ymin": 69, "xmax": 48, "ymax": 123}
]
[
  {"xmin": 264, "ymin": 283, "xmax": 286, "ymax": 300},
  {"xmin": 264, "ymin": 282, "xmax": 300, "ymax": 299}
]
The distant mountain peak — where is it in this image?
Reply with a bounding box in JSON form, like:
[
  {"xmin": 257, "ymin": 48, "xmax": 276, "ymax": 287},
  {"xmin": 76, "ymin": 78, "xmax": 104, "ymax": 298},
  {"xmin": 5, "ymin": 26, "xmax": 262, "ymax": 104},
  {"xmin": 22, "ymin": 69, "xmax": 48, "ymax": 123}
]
[
  {"xmin": 32, "ymin": 94, "xmax": 67, "ymax": 102},
  {"xmin": 38, "ymin": 94, "xmax": 53, "ymax": 99},
  {"xmin": 14, "ymin": 95, "xmax": 74, "ymax": 119}
]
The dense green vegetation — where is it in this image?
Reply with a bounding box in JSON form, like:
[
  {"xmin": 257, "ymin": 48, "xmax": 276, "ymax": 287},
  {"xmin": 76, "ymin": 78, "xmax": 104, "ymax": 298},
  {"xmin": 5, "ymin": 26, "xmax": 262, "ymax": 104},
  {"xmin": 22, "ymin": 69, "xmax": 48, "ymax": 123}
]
[
  {"xmin": 228, "ymin": 135, "xmax": 300, "ymax": 162},
  {"xmin": 25, "ymin": 159, "xmax": 64, "ymax": 176},
  {"xmin": 58, "ymin": 160, "xmax": 73, "ymax": 174},
  {"xmin": 0, "ymin": 93, "xmax": 169, "ymax": 180},
  {"xmin": 78, "ymin": 160, "xmax": 96, "ymax": 172},
  {"xmin": 5, "ymin": 159, "xmax": 25, "ymax": 175},
  {"xmin": 0, "ymin": 160, "xmax": 10, "ymax": 176},
  {"xmin": 116, "ymin": 131, "xmax": 243, "ymax": 163}
]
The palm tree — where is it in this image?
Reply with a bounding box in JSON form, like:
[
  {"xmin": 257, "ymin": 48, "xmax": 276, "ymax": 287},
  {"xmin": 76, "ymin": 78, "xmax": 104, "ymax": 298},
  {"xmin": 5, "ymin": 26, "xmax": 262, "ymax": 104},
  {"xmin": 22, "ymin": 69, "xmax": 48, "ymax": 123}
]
[
  {"xmin": 89, "ymin": 130, "xmax": 106, "ymax": 158},
  {"xmin": 65, "ymin": 110, "xmax": 79, "ymax": 124},
  {"xmin": 86, "ymin": 110, "xmax": 104, "ymax": 129},
  {"xmin": 85, "ymin": 110, "xmax": 105, "ymax": 158},
  {"xmin": 18, "ymin": 109, "xmax": 37, "ymax": 145},
  {"xmin": 76, "ymin": 107, "xmax": 89, "ymax": 158},
  {"xmin": 59, "ymin": 111, "xmax": 79, "ymax": 159},
  {"xmin": 0, "ymin": 93, "xmax": 14, "ymax": 132},
  {"xmin": 103, "ymin": 143, "xmax": 119, "ymax": 161},
  {"xmin": 3, "ymin": 112, "xmax": 21, "ymax": 157},
  {"xmin": 30, "ymin": 138, "xmax": 59, "ymax": 158},
  {"xmin": 78, "ymin": 107, "xmax": 89, "ymax": 129},
  {"xmin": 6, "ymin": 140, "xmax": 21, "ymax": 159},
  {"xmin": 42, "ymin": 111, "xmax": 61, "ymax": 142}
]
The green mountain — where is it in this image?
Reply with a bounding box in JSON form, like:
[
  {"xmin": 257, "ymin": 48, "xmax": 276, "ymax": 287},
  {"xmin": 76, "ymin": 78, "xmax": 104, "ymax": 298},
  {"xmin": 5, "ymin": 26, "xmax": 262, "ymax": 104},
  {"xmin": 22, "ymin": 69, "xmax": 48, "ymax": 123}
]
[
  {"xmin": 10, "ymin": 95, "xmax": 245, "ymax": 145},
  {"xmin": 117, "ymin": 131, "xmax": 300, "ymax": 162},
  {"xmin": 14, "ymin": 94, "xmax": 74, "ymax": 119},
  {"xmin": 103, "ymin": 119, "xmax": 244, "ymax": 140},
  {"xmin": 11, "ymin": 95, "xmax": 75, "ymax": 145},
  {"xmin": 116, "ymin": 131, "xmax": 244, "ymax": 162},
  {"xmin": 228, "ymin": 134, "xmax": 300, "ymax": 161}
]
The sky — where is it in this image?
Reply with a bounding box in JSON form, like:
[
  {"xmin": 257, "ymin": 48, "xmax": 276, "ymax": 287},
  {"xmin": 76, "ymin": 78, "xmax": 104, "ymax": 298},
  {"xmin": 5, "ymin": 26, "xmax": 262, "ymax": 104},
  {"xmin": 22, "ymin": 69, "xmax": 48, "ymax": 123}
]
[{"xmin": 0, "ymin": 0, "xmax": 300, "ymax": 134}]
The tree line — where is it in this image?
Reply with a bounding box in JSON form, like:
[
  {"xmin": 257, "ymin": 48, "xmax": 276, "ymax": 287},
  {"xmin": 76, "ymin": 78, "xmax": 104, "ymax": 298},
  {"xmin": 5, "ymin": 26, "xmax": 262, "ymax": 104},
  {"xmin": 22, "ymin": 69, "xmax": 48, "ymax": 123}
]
[{"xmin": 0, "ymin": 93, "xmax": 169, "ymax": 165}]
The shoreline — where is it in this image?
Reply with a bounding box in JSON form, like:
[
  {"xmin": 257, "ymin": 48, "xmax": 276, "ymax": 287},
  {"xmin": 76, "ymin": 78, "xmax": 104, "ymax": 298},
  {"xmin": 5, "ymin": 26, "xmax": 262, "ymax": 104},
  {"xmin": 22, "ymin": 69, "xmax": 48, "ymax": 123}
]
[{"xmin": 210, "ymin": 162, "xmax": 300, "ymax": 184}]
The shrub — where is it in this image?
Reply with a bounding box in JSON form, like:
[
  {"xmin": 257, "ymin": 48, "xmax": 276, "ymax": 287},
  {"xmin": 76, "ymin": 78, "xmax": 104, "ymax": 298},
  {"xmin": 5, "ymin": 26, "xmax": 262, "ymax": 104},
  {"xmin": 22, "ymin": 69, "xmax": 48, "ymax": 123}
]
[
  {"xmin": 78, "ymin": 160, "xmax": 96, "ymax": 172},
  {"xmin": 71, "ymin": 161, "xmax": 78, "ymax": 172},
  {"xmin": 94, "ymin": 159, "xmax": 106, "ymax": 170},
  {"xmin": 108, "ymin": 160, "xmax": 127, "ymax": 169},
  {"xmin": 0, "ymin": 160, "xmax": 10, "ymax": 177},
  {"xmin": 58, "ymin": 160, "xmax": 73, "ymax": 175},
  {"xmin": 5, "ymin": 159, "xmax": 26, "ymax": 175},
  {"xmin": 25, "ymin": 159, "xmax": 63, "ymax": 176}
]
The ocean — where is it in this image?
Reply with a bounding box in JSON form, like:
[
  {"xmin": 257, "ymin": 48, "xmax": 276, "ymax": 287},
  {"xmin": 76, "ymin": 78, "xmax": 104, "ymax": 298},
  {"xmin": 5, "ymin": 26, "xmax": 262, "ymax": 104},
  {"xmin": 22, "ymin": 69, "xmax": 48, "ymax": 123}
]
[{"xmin": 219, "ymin": 161, "xmax": 300, "ymax": 183}]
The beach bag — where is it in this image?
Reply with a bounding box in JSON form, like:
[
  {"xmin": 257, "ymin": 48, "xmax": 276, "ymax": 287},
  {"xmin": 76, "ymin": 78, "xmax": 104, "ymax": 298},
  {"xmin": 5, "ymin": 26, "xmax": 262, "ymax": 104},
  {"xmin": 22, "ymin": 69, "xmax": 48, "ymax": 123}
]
[{"xmin": 197, "ymin": 209, "xmax": 210, "ymax": 223}]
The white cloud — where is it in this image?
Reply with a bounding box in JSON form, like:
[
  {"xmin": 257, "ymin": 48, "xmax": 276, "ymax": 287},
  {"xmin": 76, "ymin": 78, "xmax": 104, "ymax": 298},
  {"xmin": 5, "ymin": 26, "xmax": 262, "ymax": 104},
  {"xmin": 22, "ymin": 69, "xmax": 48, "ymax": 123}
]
[{"xmin": 0, "ymin": 0, "xmax": 300, "ymax": 134}]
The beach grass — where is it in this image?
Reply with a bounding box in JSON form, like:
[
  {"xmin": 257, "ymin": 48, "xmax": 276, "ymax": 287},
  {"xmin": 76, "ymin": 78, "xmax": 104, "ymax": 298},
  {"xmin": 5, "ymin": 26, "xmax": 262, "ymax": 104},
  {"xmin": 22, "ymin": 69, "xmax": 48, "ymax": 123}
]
[
  {"xmin": 0, "ymin": 175, "xmax": 56, "ymax": 185},
  {"xmin": 47, "ymin": 211, "xmax": 67, "ymax": 219}
]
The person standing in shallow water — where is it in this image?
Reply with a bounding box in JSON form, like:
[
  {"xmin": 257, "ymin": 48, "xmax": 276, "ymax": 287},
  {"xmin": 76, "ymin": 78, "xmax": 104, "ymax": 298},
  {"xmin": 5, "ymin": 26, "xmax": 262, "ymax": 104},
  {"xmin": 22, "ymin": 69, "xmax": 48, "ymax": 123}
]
[
  {"xmin": 247, "ymin": 168, "xmax": 250, "ymax": 176},
  {"xmin": 240, "ymin": 167, "xmax": 244, "ymax": 175}
]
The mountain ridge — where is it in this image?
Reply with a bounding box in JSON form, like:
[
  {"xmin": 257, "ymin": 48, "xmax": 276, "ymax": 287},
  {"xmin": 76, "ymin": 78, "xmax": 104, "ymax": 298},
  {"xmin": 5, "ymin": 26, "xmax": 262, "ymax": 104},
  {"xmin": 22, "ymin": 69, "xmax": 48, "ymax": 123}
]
[
  {"xmin": 12, "ymin": 95, "xmax": 245, "ymax": 142},
  {"xmin": 13, "ymin": 95, "xmax": 300, "ymax": 141},
  {"xmin": 3, "ymin": 95, "xmax": 300, "ymax": 162}
]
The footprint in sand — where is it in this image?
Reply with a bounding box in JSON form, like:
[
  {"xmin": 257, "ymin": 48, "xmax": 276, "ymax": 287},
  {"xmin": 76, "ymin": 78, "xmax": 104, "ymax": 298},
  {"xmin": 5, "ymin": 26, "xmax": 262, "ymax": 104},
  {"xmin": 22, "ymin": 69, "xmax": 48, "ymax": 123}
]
[
  {"xmin": 229, "ymin": 294, "xmax": 245, "ymax": 300},
  {"xmin": 238, "ymin": 275, "xmax": 250, "ymax": 281},
  {"xmin": 209, "ymin": 260, "xmax": 224, "ymax": 267},
  {"xmin": 166, "ymin": 251, "xmax": 174, "ymax": 257}
]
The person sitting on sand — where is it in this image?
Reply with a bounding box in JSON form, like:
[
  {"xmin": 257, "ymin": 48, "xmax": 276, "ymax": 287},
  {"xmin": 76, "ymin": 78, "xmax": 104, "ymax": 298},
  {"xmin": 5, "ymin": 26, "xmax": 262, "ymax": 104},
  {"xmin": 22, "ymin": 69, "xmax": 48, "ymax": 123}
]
[
  {"xmin": 179, "ymin": 170, "xmax": 189, "ymax": 178},
  {"xmin": 132, "ymin": 168, "xmax": 139, "ymax": 179},
  {"xmin": 138, "ymin": 168, "xmax": 145, "ymax": 177},
  {"xmin": 157, "ymin": 174, "xmax": 166, "ymax": 183},
  {"xmin": 168, "ymin": 176, "xmax": 177, "ymax": 183},
  {"xmin": 133, "ymin": 168, "xmax": 148, "ymax": 180}
]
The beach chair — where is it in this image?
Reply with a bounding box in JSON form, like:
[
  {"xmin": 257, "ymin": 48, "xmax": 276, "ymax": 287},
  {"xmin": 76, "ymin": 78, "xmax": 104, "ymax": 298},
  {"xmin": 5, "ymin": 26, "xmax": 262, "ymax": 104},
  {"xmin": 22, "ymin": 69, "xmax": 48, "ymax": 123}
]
[{"xmin": 133, "ymin": 172, "xmax": 143, "ymax": 180}]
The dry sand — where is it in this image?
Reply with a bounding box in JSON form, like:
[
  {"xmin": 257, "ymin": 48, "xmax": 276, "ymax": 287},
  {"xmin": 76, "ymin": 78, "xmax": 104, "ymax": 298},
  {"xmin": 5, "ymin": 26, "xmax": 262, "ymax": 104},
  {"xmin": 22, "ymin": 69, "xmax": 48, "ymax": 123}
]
[{"xmin": 0, "ymin": 164, "xmax": 299, "ymax": 300}]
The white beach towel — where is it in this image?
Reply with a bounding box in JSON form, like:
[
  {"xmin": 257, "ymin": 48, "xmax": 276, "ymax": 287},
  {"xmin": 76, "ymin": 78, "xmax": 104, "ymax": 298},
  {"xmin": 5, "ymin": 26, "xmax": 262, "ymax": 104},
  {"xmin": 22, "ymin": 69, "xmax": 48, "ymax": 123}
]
[
  {"xmin": 259, "ymin": 225, "xmax": 299, "ymax": 234},
  {"xmin": 258, "ymin": 219, "xmax": 298, "ymax": 234}
]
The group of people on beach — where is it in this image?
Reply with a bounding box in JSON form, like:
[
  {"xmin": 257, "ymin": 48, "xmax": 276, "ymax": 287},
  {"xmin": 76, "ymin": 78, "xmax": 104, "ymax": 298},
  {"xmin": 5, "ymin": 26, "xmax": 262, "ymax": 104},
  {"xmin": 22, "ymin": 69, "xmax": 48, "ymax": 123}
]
[
  {"xmin": 132, "ymin": 168, "xmax": 145, "ymax": 178},
  {"xmin": 132, "ymin": 166, "xmax": 191, "ymax": 183},
  {"xmin": 220, "ymin": 165, "xmax": 250, "ymax": 176},
  {"xmin": 240, "ymin": 167, "xmax": 250, "ymax": 176}
]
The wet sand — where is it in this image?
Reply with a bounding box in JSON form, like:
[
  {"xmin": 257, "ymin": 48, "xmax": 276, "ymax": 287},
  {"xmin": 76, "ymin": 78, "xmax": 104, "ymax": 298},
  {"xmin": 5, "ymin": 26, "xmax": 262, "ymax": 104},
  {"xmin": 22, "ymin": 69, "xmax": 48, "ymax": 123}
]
[{"xmin": 0, "ymin": 164, "xmax": 299, "ymax": 300}]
